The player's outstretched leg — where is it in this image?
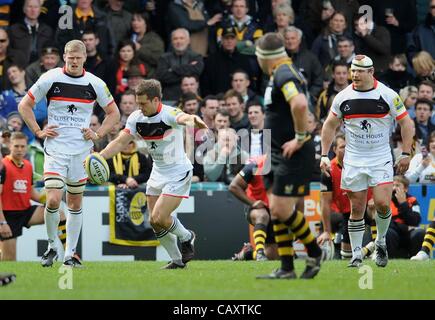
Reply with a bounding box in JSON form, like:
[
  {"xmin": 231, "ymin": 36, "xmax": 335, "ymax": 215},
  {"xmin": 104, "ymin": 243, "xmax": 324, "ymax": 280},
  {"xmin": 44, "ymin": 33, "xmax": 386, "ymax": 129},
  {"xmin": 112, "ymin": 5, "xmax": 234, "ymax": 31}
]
[
  {"xmin": 168, "ymin": 217, "xmax": 195, "ymax": 264},
  {"xmin": 284, "ymin": 210, "xmax": 322, "ymax": 278},
  {"xmin": 257, "ymin": 220, "xmax": 296, "ymax": 279},
  {"xmin": 155, "ymin": 229, "xmax": 185, "ymax": 269}
]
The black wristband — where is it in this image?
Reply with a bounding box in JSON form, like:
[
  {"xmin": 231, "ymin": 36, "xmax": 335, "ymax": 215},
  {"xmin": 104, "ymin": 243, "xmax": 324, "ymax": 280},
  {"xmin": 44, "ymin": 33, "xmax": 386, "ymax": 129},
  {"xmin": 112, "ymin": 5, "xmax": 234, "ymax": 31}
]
[
  {"xmin": 321, "ymin": 155, "xmax": 328, "ymax": 158},
  {"xmin": 401, "ymin": 152, "xmax": 410, "ymax": 156}
]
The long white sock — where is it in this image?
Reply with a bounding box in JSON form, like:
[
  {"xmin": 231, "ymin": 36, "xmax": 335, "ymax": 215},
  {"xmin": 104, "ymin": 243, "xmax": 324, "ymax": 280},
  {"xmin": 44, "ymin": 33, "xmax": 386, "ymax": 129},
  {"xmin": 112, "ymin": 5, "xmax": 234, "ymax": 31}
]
[
  {"xmin": 65, "ymin": 208, "xmax": 83, "ymax": 260},
  {"xmin": 168, "ymin": 217, "xmax": 191, "ymax": 242},
  {"xmin": 348, "ymin": 218, "xmax": 365, "ymax": 258},
  {"xmin": 375, "ymin": 209, "xmax": 392, "ymax": 245},
  {"xmin": 155, "ymin": 229, "xmax": 183, "ymax": 264},
  {"xmin": 45, "ymin": 207, "xmax": 60, "ymax": 251}
]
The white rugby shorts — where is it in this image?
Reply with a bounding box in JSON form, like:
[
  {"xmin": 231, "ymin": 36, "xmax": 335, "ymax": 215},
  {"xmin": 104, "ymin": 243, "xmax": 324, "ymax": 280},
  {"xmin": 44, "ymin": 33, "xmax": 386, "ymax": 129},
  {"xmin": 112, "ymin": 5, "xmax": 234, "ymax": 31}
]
[
  {"xmin": 146, "ymin": 169, "xmax": 193, "ymax": 198},
  {"xmin": 44, "ymin": 148, "xmax": 90, "ymax": 183},
  {"xmin": 341, "ymin": 161, "xmax": 393, "ymax": 192}
]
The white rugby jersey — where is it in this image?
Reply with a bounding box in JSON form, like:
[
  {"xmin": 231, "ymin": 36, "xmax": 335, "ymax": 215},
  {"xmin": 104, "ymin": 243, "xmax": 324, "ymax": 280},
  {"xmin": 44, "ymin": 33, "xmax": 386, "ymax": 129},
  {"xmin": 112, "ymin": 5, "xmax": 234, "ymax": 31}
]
[
  {"xmin": 28, "ymin": 67, "xmax": 114, "ymax": 155},
  {"xmin": 330, "ymin": 80, "xmax": 408, "ymax": 167},
  {"xmin": 124, "ymin": 104, "xmax": 193, "ymax": 176}
]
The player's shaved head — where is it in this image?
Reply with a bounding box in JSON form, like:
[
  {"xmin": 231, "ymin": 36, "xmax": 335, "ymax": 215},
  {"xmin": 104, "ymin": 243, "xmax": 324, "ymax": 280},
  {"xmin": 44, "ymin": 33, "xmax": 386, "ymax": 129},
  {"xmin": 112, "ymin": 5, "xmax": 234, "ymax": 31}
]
[
  {"xmin": 256, "ymin": 32, "xmax": 285, "ymax": 52},
  {"xmin": 135, "ymin": 79, "xmax": 162, "ymax": 101}
]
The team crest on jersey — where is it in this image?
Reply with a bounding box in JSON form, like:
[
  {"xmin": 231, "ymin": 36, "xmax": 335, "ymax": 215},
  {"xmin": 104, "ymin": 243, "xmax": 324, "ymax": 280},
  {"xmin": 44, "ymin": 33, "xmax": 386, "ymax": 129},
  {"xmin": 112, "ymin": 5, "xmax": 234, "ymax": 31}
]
[
  {"xmin": 150, "ymin": 142, "xmax": 158, "ymax": 150},
  {"xmin": 67, "ymin": 104, "xmax": 77, "ymax": 115},
  {"xmin": 359, "ymin": 120, "xmax": 371, "ymax": 133}
]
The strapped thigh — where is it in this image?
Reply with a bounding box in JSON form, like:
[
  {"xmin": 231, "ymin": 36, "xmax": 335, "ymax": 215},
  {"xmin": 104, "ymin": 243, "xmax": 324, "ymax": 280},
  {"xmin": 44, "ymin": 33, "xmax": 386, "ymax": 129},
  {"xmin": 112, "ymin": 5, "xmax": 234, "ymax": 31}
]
[{"xmin": 44, "ymin": 174, "xmax": 65, "ymax": 190}]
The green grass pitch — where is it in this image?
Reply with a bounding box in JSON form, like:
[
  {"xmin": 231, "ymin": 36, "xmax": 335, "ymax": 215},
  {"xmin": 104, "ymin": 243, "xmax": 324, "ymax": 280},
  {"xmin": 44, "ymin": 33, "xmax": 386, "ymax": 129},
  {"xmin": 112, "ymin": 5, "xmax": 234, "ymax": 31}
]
[{"xmin": 1, "ymin": 260, "xmax": 434, "ymax": 299}]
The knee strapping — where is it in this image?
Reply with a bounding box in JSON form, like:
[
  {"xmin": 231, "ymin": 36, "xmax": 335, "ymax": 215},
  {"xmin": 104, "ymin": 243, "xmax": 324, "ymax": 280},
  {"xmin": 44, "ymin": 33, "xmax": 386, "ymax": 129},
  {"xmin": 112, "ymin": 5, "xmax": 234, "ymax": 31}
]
[
  {"xmin": 66, "ymin": 181, "xmax": 86, "ymax": 194},
  {"xmin": 44, "ymin": 176, "xmax": 65, "ymax": 189}
]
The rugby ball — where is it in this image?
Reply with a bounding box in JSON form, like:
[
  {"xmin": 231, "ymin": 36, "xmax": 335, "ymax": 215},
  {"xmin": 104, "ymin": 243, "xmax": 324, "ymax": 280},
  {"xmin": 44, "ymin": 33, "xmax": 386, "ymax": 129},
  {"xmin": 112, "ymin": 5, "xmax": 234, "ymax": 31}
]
[
  {"xmin": 85, "ymin": 152, "xmax": 110, "ymax": 185},
  {"xmin": 320, "ymin": 240, "xmax": 335, "ymax": 261}
]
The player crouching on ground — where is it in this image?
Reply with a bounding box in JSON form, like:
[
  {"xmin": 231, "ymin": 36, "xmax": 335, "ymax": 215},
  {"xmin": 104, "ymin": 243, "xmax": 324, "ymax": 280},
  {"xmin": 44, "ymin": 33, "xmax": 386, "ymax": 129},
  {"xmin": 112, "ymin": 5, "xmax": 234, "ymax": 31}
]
[
  {"xmin": 0, "ymin": 132, "xmax": 66, "ymax": 261},
  {"xmin": 229, "ymin": 155, "xmax": 279, "ymax": 261},
  {"xmin": 99, "ymin": 79, "xmax": 208, "ymax": 269}
]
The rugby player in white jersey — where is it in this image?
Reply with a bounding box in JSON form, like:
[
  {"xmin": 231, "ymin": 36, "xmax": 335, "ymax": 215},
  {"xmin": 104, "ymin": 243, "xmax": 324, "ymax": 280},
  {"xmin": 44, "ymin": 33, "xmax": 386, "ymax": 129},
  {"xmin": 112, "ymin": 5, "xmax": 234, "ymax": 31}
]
[
  {"xmin": 99, "ymin": 79, "xmax": 208, "ymax": 269},
  {"xmin": 320, "ymin": 55, "xmax": 415, "ymax": 268},
  {"xmin": 19, "ymin": 40, "xmax": 120, "ymax": 267}
]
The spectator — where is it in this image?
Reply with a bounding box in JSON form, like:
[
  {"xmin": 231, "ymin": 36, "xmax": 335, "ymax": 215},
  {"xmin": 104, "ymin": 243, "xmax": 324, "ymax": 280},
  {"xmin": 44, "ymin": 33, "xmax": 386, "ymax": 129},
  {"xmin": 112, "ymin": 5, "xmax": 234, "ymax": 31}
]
[
  {"xmin": 200, "ymin": 95, "xmax": 219, "ymax": 129},
  {"xmin": 231, "ymin": 70, "xmax": 261, "ymax": 105},
  {"xmin": 167, "ymin": 0, "xmax": 222, "ymax": 56},
  {"xmin": 224, "ymin": 89, "xmax": 249, "ymax": 131},
  {"xmin": 399, "ymin": 85, "xmax": 419, "ymax": 119},
  {"xmin": 0, "ymin": 132, "xmax": 66, "ymax": 261},
  {"xmin": 316, "ymin": 60, "xmax": 349, "ymax": 121},
  {"xmin": 180, "ymin": 92, "xmax": 200, "ymax": 115},
  {"xmin": 201, "ymin": 26, "xmax": 253, "ymax": 96},
  {"xmin": 385, "ymin": 175, "xmax": 425, "ymax": 258},
  {"xmin": 272, "ymin": 3, "xmax": 295, "ymax": 34},
  {"xmin": 203, "ymin": 127, "xmax": 249, "ymax": 183},
  {"xmin": 55, "ymin": 0, "xmax": 115, "ymax": 58},
  {"xmin": 0, "ymin": 29, "xmax": 26, "ymax": 91},
  {"xmin": 125, "ymin": 65, "xmax": 146, "ymax": 92},
  {"xmin": 9, "ymin": 0, "xmax": 53, "ymax": 65},
  {"xmin": 217, "ymin": 0, "xmax": 263, "ymax": 56},
  {"xmin": 82, "ymin": 30, "xmax": 109, "ymax": 81},
  {"xmin": 246, "ymin": 99, "xmax": 265, "ymax": 158},
  {"xmin": 106, "ymin": 140, "xmax": 152, "ymax": 189},
  {"xmin": 379, "ymin": 54, "xmax": 415, "ymax": 93},
  {"xmin": 130, "ymin": 12, "xmax": 164, "ymax": 79},
  {"xmin": 119, "ymin": 90, "xmax": 137, "ymax": 128},
  {"xmin": 107, "ymin": 39, "xmax": 146, "ymax": 98},
  {"xmin": 406, "ymin": 131, "xmax": 435, "ymax": 183},
  {"xmin": 311, "ymin": 11, "xmax": 349, "ymax": 67},
  {"xmin": 25, "ymin": 46, "xmax": 62, "ymax": 87},
  {"xmin": 408, "ymin": 0, "xmax": 435, "ymax": 59},
  {"xmin": 214, "ymin": 109, "xmax": 231, "ymax": 130},
  {"xmin": 283, "ymin": 26, "xmax": 323, "ymax": 105},
  {"xmin": 0, "ymin": 65, "xmax": 26, "ymax": 120},
  {"xmin": 412, "ymin": 51, "xmax": 435, "ymax": 85},
  {"xmin": 372, "ymin": 0, "xmax": 417, "ymax": 55},
  {"xmin": 299, "ymin": 0, "xmax": 360, "ymax": 47},
  {"xmin": 413, "ymin": 99, "xmax": 435, "ymax": 146},
  {"xmin": 155, "ymin": 28, "xmax": 204, "ymax": 101},
  {"xmin": 6, "ymin": 112, "xmax": 24, "ymax": 133},
  {"xmin": 352, "ymin": 13, "xmax": 391, "ymax": 75},
  {"xmin": 334, "ymin": 36, "xmax": 355, "ymax": 65},
  {"xmin": 418, "ymin": 80, "xmax": 435, "ymax": 101},
  {"xmin": 180, "ymin": 74, "xmax": 201, "ymax": 98},
  {"xmin": 103, "ymin": 0, "xmax": 133, "ymax": 46}
]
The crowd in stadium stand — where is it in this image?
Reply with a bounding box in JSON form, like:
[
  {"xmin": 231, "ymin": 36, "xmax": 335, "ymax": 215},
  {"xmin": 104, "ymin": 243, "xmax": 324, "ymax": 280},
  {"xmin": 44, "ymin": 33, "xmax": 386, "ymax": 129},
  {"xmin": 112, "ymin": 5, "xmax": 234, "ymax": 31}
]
[{"xmin": 0, "ymin": 0, "xmax": 433, "ymax": 188}]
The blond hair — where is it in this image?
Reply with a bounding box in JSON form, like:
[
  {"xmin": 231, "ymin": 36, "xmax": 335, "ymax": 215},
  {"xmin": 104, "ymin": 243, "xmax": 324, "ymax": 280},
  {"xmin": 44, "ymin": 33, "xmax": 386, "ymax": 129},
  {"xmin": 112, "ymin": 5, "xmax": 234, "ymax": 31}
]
[
  {"xmin": 412, "ymin": 51, "xmax": 435, "ymax": 76},
  {"xmin": 64, "ymin": 40, "xmax": 86, "ymax": 55},
  {"xmin": 273, "ymin": 3, "xmax": 295, "ymax": 25}
]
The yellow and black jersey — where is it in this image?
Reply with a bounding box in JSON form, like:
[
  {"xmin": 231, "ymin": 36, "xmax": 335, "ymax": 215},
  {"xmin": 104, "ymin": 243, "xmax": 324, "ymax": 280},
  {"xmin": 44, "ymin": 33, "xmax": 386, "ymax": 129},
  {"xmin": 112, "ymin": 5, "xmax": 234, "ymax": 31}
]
[{"xmin": 264, "ymin": 59, "xmax": 308, "ymax": 152}]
